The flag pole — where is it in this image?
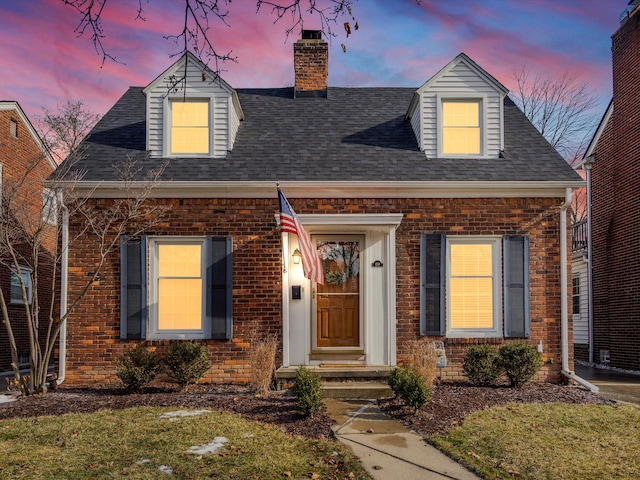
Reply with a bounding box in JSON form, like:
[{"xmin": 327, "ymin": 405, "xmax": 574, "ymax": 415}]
[{"xmin": 277, "ymin": 183, "xmax": 288, "ymax": 274}]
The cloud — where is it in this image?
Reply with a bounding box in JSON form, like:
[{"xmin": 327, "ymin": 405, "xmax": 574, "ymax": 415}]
[{"xmin": 0, "ymin": 0, "xmax": 619, "ymax": 122}]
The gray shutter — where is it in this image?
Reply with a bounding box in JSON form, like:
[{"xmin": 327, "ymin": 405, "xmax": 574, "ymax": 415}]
[
  {"xmin": 420, "ymin": 233, "xmax": 446, "ymax": 336},
  {"xmin": 504, "ymin": 236, "xmax": 530, "ymax": 338},
  {"xmin": 120, "ymin": 235, "xmax": 147, "ymax": 339},
  {"xmin": 208, "ymin": 237, "xmax": 233, "ymax": 340}
]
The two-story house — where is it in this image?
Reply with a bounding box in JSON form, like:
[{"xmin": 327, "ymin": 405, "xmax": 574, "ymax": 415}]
[
  {"xmin": 0, "ymin": 101, "xmax": 57, "ymax": 378},
  {"xmin": 582, "ymin": 0, "xmax": 640, "ymax": 371},
  {"xmin": 54, "ymin": 32, "xmax": 583, "ymax": 387}
]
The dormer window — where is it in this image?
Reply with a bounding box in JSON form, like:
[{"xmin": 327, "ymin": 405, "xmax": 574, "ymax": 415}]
[
  {"xmin": 169, "ymin": 99, "xmax": 210, "ymax": 155},
  {"xmin": 442, "ymin": 100, "xmax": 481, "ymax": 155},
  {"xmin": 437, "ymin": 95, "xmax": 486, "ymax": 157}
]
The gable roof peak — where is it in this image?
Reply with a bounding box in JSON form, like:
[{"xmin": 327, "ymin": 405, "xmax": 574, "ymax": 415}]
[
  {"xmin": 417, "ymin": 52, "xmax": 509, "ymax": 96},
  {"xmin": 142, "ymin": 50, "xmax": 236, "ymax": 96},
  {"xmin": 0, "ymin": 101, "xmax": 57, "ymax": 169}
]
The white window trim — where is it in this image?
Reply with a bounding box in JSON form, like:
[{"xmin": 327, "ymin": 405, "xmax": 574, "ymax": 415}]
[
  {"xmin": 11, "ymin": 266, "xmax": 33, "ymax": 305},
  {"xmin": 42, "ymin": 188, "xmax": 58, "ymax": 225},
  {"xmin": 572, "ymin": 275, "xmax": 580, "ymax": 316},
  {"xmin": 437, "ymin": 93, "xmax": 488, "ymax": 158},
  {"xmin": 148, "ymin": 236, "xmax": 210, "ymax": 340},
  {"xmin": 163, "ymin": 96, "xmax": 213, "ymax": 158},
  {"xmin": 445, "ymin": 236, "xmax": 502, "ymax": 338}
]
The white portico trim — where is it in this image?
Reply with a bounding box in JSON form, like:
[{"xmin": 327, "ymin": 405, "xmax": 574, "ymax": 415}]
[{"xmin": 280, "ymin": 213, "xmax": 403, "ymax": 368}]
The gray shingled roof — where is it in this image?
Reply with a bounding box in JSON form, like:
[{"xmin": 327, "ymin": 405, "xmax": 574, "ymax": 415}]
[{"xmin": 58, "ymin": 86, "xmax": 581, "ymax": 183}]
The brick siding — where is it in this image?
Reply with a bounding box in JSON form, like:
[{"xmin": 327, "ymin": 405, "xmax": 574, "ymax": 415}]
[
  {"xmin": 64, "ymin": 195, "xmax": 570, "ymax": 385},
  {"xmin": 591, "ymin": 10, "xmax": 640, "ymax": 370},
  {"xmin": 0, "ymin": 109, "xmax": 56, "ymax": 372}
]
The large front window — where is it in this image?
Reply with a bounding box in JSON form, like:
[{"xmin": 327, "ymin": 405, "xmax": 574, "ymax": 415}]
[
  {"xmin": 150, "ymin": 238, "xmax": 207, "ymax": 338},
  {"xmin": 447, "ymin": 237, "xmax": 501, "ymax": 337},
  {"xmin": 170, "ymin": 100, "xmax": 210, "ymax": 155},
  {"xmin": 442, "ymin": 100, "xmax": 481, "ymax": 155}
]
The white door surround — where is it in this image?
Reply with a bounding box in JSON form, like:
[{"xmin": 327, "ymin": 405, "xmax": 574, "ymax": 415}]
[{"xmin": 280, "ymin": 213, "xmax": 402, "ymax": 368}]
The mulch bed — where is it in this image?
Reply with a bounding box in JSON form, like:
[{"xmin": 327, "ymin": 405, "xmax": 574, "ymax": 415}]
[
  {"xmin": 1, "ymin": 380, "xmax": 614, "ymax": 439},
  {"xmin": 378, "ymin": 380, "xmax": 616, "ymax": 436}
]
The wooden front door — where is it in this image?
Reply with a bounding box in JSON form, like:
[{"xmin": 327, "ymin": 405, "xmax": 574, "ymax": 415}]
[{"xmin": 314, "ymin": 237, "xmax": 361, "ymax": 348}]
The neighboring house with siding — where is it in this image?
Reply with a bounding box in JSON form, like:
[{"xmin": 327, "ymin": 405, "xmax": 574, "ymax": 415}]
[
  {"xmin": 53, "ymin": 34, "xmax": 583, "ymax": 387},
  {"xmin": 0, "ymin": 101, "xmax": 57, "ymax": 375},
  {"xmin": 583, "ymin": 0, "xmax": 640, "ymax": 371},
  {"xmin": 571, "ymin": 168, "xmax": 589, "ymax": 362},
  {"xmin": 571, "ymin": 231, "xmax": 589, "ymax": 361}
]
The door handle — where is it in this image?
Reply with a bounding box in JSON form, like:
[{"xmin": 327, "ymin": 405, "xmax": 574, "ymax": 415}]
[{"xmin": 312, "ymin": 289, "xmax": 316, "ymax": 299}]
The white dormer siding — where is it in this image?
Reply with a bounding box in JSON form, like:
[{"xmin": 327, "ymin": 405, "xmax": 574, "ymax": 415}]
[
  {"xmin": 143, "ymin": 52, "xmax": 243, "ymax": 158},
  {"xmin": 408, "ymin": 53, "xmax": 508, "ymax": 159}
]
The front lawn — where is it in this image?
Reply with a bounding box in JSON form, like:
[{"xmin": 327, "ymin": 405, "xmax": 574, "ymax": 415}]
[
  {"xmin": 0, "ymin": 406, "xmax": 371, "ymax": 479},
  {"xmin": 429, "ymin": 402, "xmax": 640, "ymax": 479}
]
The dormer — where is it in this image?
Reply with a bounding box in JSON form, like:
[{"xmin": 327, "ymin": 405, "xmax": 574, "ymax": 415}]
[
  {"xmin": 143, "ymin": 51, "xmax": 244, "ymax": 159},
  {"xmin": 406, "ymin": 53, "xmax": 508, "ymax": 159}
]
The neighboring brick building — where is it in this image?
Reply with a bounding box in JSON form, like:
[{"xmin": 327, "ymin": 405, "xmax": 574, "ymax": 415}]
[
  {"xmin": 0, "ymin": 102, "xmax": 57, "ymax": 374},
  {"xmin": 586, "ymin": 1, "xmax": 640, "ymax": 371},
  {"xmin": 55, "ymin": 33, "xmax": 582, "ymax": 386}
]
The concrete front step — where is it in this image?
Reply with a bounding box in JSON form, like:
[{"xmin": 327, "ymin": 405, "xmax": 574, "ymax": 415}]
[
  {"xmin": 276, "ymin": 365, "xmax": 392, "ymax": 399},
  {"xmin": 276, "ymin": 365, "xmax": 391, "ymax": 381},
  {"xmin": 322, "ymin": 381, "xmax": 393, "ymax": 399}
]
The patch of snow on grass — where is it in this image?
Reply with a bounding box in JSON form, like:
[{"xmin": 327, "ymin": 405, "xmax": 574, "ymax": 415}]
[
  {"xmin": 186, "ymin": 437, "xmax": 228, "ymax": 455},
  {"xmin": 159, "ymin": 409, "xmax": 211, "ymax": 421},
  {"xmin": 158, "ymin": 465, "xmax": 173, "ymax": 474}
]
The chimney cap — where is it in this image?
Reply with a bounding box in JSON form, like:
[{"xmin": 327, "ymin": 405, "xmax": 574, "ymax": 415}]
[{"xmin": 302, "ymin": 30, "xmax": 322, "ymax": 40}]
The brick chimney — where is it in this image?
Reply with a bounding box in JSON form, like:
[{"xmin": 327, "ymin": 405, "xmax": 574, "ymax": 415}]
[{"xmin": 294, "ymin": 30, "xmax": 328, "ymax": 98}]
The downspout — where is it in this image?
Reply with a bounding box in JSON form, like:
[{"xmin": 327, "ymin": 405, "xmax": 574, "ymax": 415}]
[
  {"xmin": 584, "ymin": 156, "xmax": 595, "ymax": 364},
  {"xmin": 56, "ymin": 195, "xmax": 69, "ymax": 385},
  {"xmin": 560, "ymin": 187, "xmax": 599, "ymax": 392}
]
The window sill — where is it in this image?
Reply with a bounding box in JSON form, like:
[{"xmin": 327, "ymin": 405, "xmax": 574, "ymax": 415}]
[
  {"xmin": 147, "ymin": 332, "xmax": 207, "ymax": 340},
  {"xmin": 10, "ymin": 300, "xmax": 29, "ymax": 306},
  {"xmin": 446, "ymin": 331, "xmax": 502, "ymax": 339}
]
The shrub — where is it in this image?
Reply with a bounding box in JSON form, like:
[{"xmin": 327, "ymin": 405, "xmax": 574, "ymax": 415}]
[
  {"xmin": 388, "ymin": 367, "xmax": 431, "ymax": 410},
  {"xmin": 462, "ymin": 344, "xmax": 503, "ymax": 386},
  {"xmin": 387, "ymin": 367, "xmax": 407, "ymax": 396},
  {"xmin": 249, "ymin": 333, "xmax": 278, "ymax": 394},
  {"xmin": 291, "ymin": 366, "xmax": 323, "ymax": 416},
  {"xmin": 499, "ymin": 341, "xmax": 543, "ymax": 388},
  {"xmin": 116, "ymin": 344, "xmax": 161, "ymax": 392},
  {"xmin": 403, "ymin": 339, "xmax": 439, "ymax": 389},
  {"xmin": 164, "ymin": 342, "xmax": 211, "ymax": 389}
]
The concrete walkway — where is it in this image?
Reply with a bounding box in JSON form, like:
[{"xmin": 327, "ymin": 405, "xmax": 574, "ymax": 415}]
[
  {"xmin": 325, "ymin": 398, "xmax": 479, "ymax": 480},
  {"xmin": 575, "ymin": 363, "xmax": 640, "ymax": 404}
]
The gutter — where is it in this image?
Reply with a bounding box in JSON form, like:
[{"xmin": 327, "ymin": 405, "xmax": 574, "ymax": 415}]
[
  {"xmin": 57, "ymin": 180, "xmax": 584, "ymax": 200},
  {"xmin": 559, "ymin": 187, "xmax": 599, "ymax": 392},
  {"xmin": 56, "ymin": 195, "xmax": 69, "ymax": 386}
]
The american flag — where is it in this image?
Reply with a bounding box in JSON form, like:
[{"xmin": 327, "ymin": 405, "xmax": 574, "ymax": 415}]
[{"xmin": 278, "ymin": 189, "xmax": 325, "ymax": 284}]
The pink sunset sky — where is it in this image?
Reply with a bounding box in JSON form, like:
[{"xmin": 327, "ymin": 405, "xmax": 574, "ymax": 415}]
[{"xmin": 0, "ymin": 0, "xmax": 628, "ymax": 124}]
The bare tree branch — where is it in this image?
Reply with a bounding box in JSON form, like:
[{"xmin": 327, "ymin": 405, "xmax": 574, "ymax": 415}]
[
  {"xmin": 36, "ymin": 100, "xmax": 101, "ymax": 163},
  {"xmin": 510, "ymin": 66, "xmax": 599, "ymax": 161},
  {"xmin": 60, "ymin": 0, "xmax": 362, "ymax": 72},
  {"xmin": 1, "ymin": 141, "xmax": 169, "ymax": 395},
  {"xmin": 61, "ymin": 0, "xmax": 119, "ymax": 66}
]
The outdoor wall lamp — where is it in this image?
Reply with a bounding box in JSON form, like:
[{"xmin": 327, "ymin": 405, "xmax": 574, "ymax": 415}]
[{"xmin": 292, "ymin": 248, "xmax": 302, "ymax": 264}]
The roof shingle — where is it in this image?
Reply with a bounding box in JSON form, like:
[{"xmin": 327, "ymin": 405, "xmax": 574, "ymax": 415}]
[{"xmin": 59, "ymin": 86, "xmax": 581, "ymax": 184}]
